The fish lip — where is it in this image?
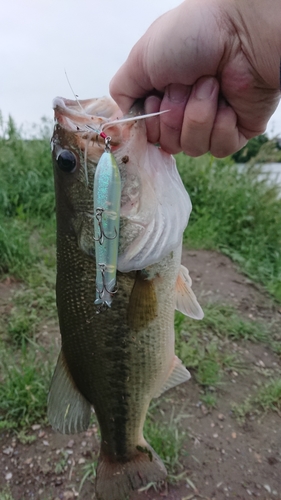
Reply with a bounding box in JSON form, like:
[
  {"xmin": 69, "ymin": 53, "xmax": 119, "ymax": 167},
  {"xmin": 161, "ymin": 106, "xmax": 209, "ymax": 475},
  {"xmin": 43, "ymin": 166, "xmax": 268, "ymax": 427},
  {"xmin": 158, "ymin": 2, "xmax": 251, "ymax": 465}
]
[
  {"xmin": 53, "ymin": 96, "xmax": 66, "ymax": 109},
  {"xmin": 52, "ymin": 96, "xmax": 126, "ymax": 148},
  {"xmin": 52, "ymin": 97, "xmax": 97, "ymax": 132}
]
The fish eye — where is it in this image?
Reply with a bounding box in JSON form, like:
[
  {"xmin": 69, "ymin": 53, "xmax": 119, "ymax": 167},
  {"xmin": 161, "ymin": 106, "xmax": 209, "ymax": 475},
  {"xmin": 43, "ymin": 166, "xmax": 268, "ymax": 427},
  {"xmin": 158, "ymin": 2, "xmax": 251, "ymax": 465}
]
[{"xmin": 57, "ymin": 150, "xmax": 77, "ymax": 173}]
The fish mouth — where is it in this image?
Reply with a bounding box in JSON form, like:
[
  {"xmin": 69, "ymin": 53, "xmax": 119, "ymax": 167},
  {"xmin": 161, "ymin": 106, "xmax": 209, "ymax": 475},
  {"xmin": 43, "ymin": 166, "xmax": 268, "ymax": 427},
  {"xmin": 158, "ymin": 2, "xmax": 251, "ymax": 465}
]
[
  {"xmin": 53, "ymin": 96, "xmax": 122, "ymax": 133},
  {"xmin": 52, "ymin": 96, "xmax": 136, "ymax": 155}
]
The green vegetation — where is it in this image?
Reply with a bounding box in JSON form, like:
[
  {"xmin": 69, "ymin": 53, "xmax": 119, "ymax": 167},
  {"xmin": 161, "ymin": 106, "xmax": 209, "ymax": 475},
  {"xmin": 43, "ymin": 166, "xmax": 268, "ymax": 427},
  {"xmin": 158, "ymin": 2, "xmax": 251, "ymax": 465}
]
[
  {"xmin": 79, "ymin": 460, "xmax": 98, "ymax": 494},
  {"xmin": 254, "ymin": 378, "xmax": 281, "ymax": 412},
  {"xmin": 0, "ymin": 115, "xmax": 280, "ymax": 494},
  {"xmin": 175, "ymin": 303, "xmax": 270, "ymax": 343},
  {"xmin": 0, "ymin": 487, "xmax": 15, "ymax": 500},
  {"xmin": 0, "ymin": 348, "xmax": 52, "ymax": 429},
  {"xmin": 200, "ymin": 392, "xmax": 217, "ymax": 408},
  {"xmin": 144, "ymin": 405, "xmax": 187, "ymax": 475},
  {"xmin": 0, "ymin": 115, "xmax": 56, "ymax": 431},
  {"xmin": 232, "ymin": 134, "xmax": 281, "ymax": 163},
  {"xmin": 175, "ymin": 303, "xmax": 269, "ymax": 384},
  {"xmin": 177, "ymin": 152, "xmax": 281, "ymax": 300},
  {"xmin": 0, "ymin": 114, "xmax": 55, "ymax": 279},
  {"xmin": 232, "ymin": 378, "xmax": 281, "ymax": 423}
]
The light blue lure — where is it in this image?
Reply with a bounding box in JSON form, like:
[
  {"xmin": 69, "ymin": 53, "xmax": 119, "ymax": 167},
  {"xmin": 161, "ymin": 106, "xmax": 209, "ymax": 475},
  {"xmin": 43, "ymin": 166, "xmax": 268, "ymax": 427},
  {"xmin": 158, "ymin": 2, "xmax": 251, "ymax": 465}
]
[{"xmin": 94, "ymin": 138, "xmax": 121, "ymax": 310}]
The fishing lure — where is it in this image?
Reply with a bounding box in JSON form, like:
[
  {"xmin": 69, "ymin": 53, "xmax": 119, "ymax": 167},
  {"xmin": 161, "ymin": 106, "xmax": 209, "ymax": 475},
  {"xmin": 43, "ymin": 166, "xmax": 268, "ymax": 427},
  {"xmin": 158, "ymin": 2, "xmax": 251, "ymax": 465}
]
[
  {"xmin": 94, "ymin": 135, "xmax": 121, "ymax": 310},
  {"xmin": 63, "ymin": 73, "xmax": 170, "ymax": 311}
]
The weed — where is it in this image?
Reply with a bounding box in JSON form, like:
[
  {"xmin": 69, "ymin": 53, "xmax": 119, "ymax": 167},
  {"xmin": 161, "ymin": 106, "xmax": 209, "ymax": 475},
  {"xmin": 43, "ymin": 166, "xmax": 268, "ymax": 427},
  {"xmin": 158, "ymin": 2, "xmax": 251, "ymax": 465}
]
[
  {"xmin": 232, "ymin": 399, "xmax": 254, "ymax": 424},
  {"xmin": 195, "ymin": 358, "xmax": 221, "ymax": 386},
  {"xmin": 55, "ymin": 450, "xmax": 69, "ymax": 474},
  {"xmin": 175, "ymin": 329, "xmax": 238, "ymax": 388},
  {"xmin": 271, "ymin": 340, "xmax": 281, "ymax": 355},
  {"xmin": 175, "ymin": 304, "xmax": 269, "ymax": 344},
  {"xmin": 144, "ymin": 406, "xmax": 187, "ymax": 474},
  {"xmin": 254, "ymin": 378, "xmax": 281, "ymax": 412},
  {"xmin": 137, "ymin": 482, "xmax": 161, "ymax": 493},
  {"xmin": 79, "ymin": 458, "xmax": 97, "ymax": 493},
  {"xmin": 0, "ymin": 216, "xmax": 35, "ymax": 276},
  {"xmin": 8, "ymin": 304, "xmax": 39, "ymax": 346},
  {"xmin": 232, "ymin": 378, "xmax": 281, "ymax": 422},
  {"xmin": 0, "ymin": 117, "xmax": 54, "ymax": 220},
  {"xmin": 0, "ymin": 347, "xmax": 53, "ymax": 429},
  {"xmin": 16, "ymin": 430, "xmax": 37, "ymax": 444},
  {"xmin": 7, "ymin": 265, "xmax": 56, "ymax": 346},
  {"xmin": 174, "ymin": 304, "xmax": 260, "ymax": 386},
  {"xmin": 176, "ymin": 152, "xmax": 281, "ymax": 301},
  {"xmin": 200, "ymin": 392, "xmax": 217, "ymax": 408},
  {"xmin": 0, "ymin": 116, "xmax": 55, "ymax": 280},
  {"xmin": 0, "ymin": 487, "xmax": 15, "ymax": 500}
]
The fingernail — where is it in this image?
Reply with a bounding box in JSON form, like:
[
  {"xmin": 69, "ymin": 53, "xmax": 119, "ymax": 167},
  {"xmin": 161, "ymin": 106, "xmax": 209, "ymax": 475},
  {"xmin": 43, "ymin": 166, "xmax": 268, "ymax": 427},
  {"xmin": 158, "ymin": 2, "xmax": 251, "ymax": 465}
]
[
  {"xmin": 195, "ymin": 77, "xmax": 216, "ymax": 100},
  {"xmin": 167, "ymin": 84, "xmax": 190, "ymax": 103},
  {"xmin": 145, "ymin": 95, "xmax": 161, "ymax": 115}
]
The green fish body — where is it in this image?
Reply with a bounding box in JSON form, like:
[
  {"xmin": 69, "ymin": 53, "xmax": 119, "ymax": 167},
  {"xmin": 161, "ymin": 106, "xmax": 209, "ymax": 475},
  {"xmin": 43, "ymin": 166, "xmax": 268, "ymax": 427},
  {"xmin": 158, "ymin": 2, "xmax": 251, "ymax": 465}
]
[{"xmin": 49, "ymin": 96, "xmax": 203, "ymax": 500}]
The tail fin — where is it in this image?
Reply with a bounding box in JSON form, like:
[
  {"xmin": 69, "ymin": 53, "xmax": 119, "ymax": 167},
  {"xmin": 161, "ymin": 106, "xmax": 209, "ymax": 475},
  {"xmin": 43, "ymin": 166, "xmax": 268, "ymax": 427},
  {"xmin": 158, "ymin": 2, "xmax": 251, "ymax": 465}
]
[{"xmin": 95, "ymin": 441, "xmax": 167, "ymax": 500}]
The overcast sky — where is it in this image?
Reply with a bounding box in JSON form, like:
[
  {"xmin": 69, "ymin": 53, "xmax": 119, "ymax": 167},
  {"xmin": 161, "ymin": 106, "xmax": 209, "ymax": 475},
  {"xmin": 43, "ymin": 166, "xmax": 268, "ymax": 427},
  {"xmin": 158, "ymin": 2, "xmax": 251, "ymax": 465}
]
[{"xmin": 1, "ymin": 0, "xmax": 281, "ymax": 137}]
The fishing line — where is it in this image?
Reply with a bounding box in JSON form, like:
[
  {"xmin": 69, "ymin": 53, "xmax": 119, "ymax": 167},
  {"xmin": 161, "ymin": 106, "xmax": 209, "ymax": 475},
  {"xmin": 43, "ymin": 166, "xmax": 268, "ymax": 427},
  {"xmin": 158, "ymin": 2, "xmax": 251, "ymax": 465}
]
[
  {"xmin": 64, "ymin": 69, "xmax": 85, "ymax": 114},
  {"xmin": 64, "ymin": 70, "xmax": 101, "ymax": 185}
]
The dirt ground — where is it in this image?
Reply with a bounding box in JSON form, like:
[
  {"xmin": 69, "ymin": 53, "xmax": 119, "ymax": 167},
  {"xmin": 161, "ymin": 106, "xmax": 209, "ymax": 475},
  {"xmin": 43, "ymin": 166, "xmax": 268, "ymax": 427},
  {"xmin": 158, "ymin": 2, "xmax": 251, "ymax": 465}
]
[{"xmin": 0, "ymin": 249, "xmax": 280, "ymax": 500}]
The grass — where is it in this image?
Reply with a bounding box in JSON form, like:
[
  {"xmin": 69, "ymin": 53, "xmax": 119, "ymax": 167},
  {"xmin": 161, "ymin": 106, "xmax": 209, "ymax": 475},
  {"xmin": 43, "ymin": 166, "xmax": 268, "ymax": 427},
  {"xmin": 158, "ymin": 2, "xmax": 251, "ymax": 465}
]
[
  {"xmin": 79, "ymin": 459, "xmax": 98, "ymax": 494},
  {"xmin": 254, "ymin": 378, "xmax": 281, "ymax": 412},
  {"xmin": 144, "ymin": 405, "xmax": 187, "ymax": 475},
  {"xmin": 0, "ymin": 488, "xmax": 15, "ymax": 500},
  {"xmin": 0, "ymin": 115, "xmax": 55, "ymax": 281},
  {"xmin": 0, "ymin": 345, "xmax": 53, "ymax": 430},
  {"xmin": 176, "ymin": 152, "xmax": 281, "ymax": 301},
  {"xmin": 0, "ymin": 116, "xmax": 54, "ymax": 221},
  {"xmin": 7, "ymin": 261, "xmax": 56, "ymax": 347},
  {"xmin": 55, "ymin": 450, "xmax": 70, "ymax": 474},
  {"xmin": 174, "ymin": 303, "xmax": 269, "ymax": 388},
  {"xmin": 232, "ymin": 378, "xmax": 281, "ymax": 422},
  {"xmin": 200, "ymin": 392, "xmax": 217, "ymax": 408},
  {"xmin": 0, "ymin": 115, "xmax": 280, "ymax": 494},
  {"xmin": 175, "ymin": 303, "xmax": 269, "ymax": 343}
]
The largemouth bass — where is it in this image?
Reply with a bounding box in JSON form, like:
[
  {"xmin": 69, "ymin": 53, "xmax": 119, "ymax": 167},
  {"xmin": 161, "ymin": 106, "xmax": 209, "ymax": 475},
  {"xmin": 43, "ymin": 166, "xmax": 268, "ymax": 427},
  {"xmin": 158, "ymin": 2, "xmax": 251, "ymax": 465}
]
[{"xmin": 48, "ymin": 96, "xmax": 203, "ymax": 500}]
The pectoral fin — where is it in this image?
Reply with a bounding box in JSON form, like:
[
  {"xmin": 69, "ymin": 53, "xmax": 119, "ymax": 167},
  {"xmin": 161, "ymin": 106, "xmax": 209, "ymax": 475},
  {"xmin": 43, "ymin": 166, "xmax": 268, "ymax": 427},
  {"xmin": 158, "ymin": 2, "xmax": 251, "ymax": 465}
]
[
  {"xmin": 48, "ymin": 350, "xmax": 91, "ymax": 434},
  {"xmin": 127, "ymin": 271, "xmax": 158, "ymax": 330},
  {"xmin": 153, "ymin": 355, "xmax": 191, "ymax": 398},
  {"xmin": 175, "ymin": 265, "xmax": 204, "ymax": 320}
]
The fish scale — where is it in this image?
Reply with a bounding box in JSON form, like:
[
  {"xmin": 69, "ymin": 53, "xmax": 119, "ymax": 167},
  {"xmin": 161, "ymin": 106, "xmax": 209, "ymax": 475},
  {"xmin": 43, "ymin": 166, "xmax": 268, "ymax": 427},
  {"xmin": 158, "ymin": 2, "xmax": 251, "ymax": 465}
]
[
  {"xmin": 48, "ymin": 96, "xmax": 203, "ymax": 500},
  {"xmin": 57, "ymin": 235, "xmax": 150, "ymax": 457}
]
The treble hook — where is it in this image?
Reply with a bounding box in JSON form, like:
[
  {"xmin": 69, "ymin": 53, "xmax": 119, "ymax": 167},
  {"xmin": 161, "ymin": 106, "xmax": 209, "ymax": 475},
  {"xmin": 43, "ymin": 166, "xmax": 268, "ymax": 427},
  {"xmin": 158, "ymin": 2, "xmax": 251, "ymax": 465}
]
[
  {"xmin": 96, "ymin": 264, "xmax": 118, "ymax": 297},
  {"xmin": 93, "ymin": 207, "xmax": 118, "ymax": 245},
  {"xmin": 104, "ymin": 136, "xmax": 112, "ymax": 151}
]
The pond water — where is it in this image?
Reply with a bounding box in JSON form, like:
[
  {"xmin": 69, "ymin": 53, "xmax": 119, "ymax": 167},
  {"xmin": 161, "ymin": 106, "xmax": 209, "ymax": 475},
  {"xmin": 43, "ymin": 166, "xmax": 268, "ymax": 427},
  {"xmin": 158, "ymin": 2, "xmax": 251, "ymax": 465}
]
[
  {"xmin": 261, "ymin": 163, "xmax": 281, "ymax": 183},
  {"xmin": 239, "ymin": 163, "xmax": 281, "ymax": 193}
]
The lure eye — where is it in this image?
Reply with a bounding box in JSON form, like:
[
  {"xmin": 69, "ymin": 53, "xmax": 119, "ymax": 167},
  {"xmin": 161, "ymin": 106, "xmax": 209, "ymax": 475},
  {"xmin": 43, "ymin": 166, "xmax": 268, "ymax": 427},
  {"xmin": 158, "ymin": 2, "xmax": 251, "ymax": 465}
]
[{"xmin": 57, "ymin": 150, "xmax": 77, "ymax": 173}]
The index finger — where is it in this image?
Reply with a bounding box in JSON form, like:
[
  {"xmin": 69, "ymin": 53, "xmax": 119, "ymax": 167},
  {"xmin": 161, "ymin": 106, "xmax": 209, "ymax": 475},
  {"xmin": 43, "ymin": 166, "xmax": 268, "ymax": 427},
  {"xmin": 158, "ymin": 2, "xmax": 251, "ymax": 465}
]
[{"xmin": 109, "ymin": 51, "xmax": 154, "ymax": 113}]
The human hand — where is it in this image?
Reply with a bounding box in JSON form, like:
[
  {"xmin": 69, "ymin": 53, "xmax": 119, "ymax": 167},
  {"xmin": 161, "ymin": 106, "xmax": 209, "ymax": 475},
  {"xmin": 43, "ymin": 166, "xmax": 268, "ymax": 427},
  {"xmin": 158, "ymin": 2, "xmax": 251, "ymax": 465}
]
[{"xmin": 110, "ymin": 0, "xmax": 281, "ymax": 157}]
